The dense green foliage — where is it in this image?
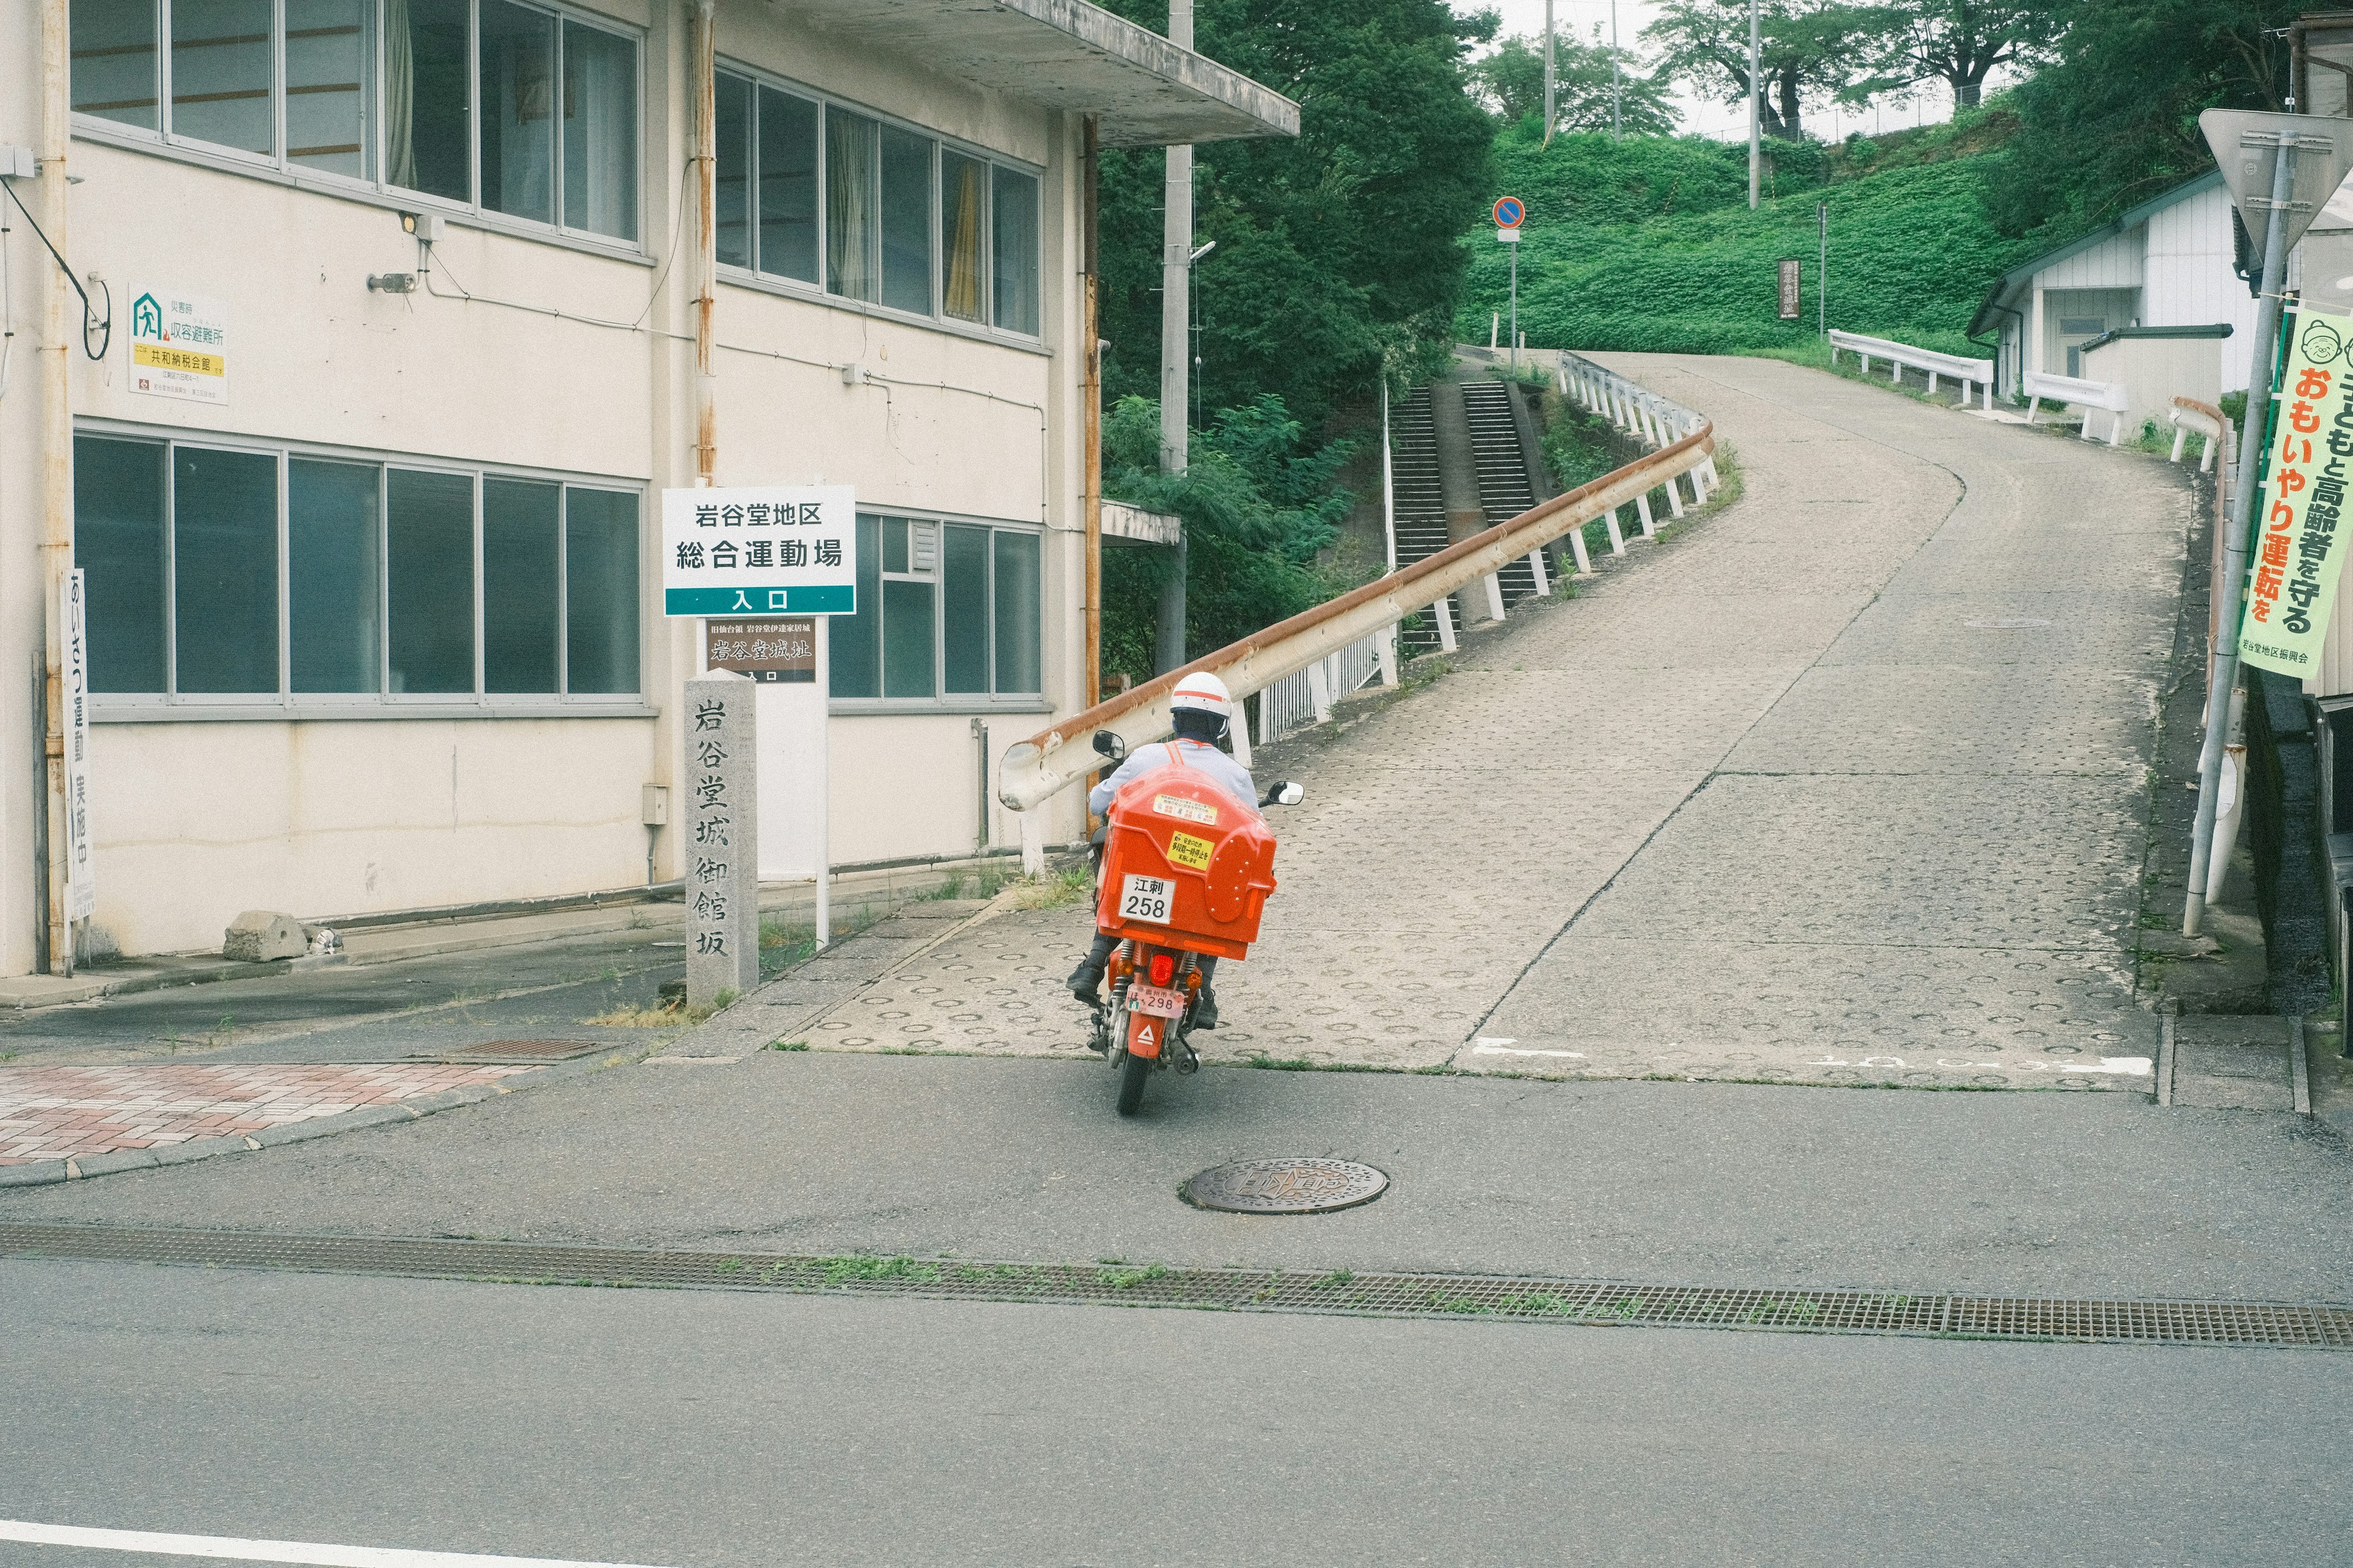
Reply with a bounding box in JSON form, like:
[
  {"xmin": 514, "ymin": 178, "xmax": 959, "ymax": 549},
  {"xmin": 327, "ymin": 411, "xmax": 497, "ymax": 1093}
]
[
  {"xmin": 1091, "ymin": 0, "xmax": 1496, "ymax": 429},
  {"xmin": 1097, "ymin": 396, "xmax": 1355, "ymax": 682},
  {"xmin": 1981, "ymin": 0, "xmax": 2290, "ymax": 243},
  {"xmin": 1471, "ymin": 31, "xmax": 1677, "ymax": 139},
  {"xmin": 1466, "ymin": 114, "xmax": 2033, "ymax": 356}
]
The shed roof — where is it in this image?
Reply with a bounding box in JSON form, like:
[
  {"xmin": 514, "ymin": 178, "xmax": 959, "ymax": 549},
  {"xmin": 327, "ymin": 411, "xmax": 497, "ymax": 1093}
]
[
  {"xmin": 1965, "ymin": 170, "xmax": 2227, "ymax": 339},
  {"xmin": 779, "ymin": 0, "xmax": 1300, "ymax": 146}
]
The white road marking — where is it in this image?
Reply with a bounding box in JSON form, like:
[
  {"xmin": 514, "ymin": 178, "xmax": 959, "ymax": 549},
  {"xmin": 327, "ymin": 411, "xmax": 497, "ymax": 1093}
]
[
  {"xmin": 1471, "ymin": 1040, "xmax": 1586, "ymax": 1058},
  {"xmin": 0, "ymin": 1520, "xmax": 682, "ymax": 1567}
]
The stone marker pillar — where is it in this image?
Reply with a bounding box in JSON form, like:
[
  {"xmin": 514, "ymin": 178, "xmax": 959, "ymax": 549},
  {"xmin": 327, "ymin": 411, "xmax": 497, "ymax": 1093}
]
[{"xmin": 686, "ymin": 670, "xmax": 760, "ymax": 1006}]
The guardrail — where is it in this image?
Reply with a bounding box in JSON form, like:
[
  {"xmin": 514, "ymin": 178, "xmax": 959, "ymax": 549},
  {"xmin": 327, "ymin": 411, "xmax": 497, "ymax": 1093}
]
[
  {"xmin": 999, "ymin": 363, "xmax": 1720, "ymax": 814},
  {"xmin": 1556, "ymin": 351, "xmax": 1720, "ymax": 562},
  {"xmin": 1827, "ymin": 330, "xmax": 1995, "ymax": 410},
  {"xmin": 1254, "ymin": 627, "xmax": 1393, "ymax": 748},
  {"xmin": 2168, "ymin": 396, "xmax": 2232, "ymax": 480},
  {"xmin": 2023, "ymin": 369, "xmax": 2131, "ymax": 445}
]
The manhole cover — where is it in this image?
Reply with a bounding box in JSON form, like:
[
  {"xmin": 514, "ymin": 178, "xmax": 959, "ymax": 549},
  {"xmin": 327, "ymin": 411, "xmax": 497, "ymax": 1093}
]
[
  {"xmin": 1183, "ymin": 1158, "xmax": 1389, "ymax": 1215},
  {"xmin": 414, "ymin": 1040, "xmax": 601, "ymax": 1064}
]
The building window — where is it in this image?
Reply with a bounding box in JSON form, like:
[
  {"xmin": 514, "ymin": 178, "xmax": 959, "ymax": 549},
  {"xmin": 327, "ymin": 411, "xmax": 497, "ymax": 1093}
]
[
  {"xmin": 75, "ymin": 431, "xmax": 642, "ymax": 707},
  {"xmin": 713, "ymin": 64, "xmax": 1042, "ymax": 338},
  {"xmin": 830, "ymin": 512, "xmax": 1041, "ymax": 705},
  {"xmin": 72, "ymin": 0, "xmax": 640, "ymax": 245}
]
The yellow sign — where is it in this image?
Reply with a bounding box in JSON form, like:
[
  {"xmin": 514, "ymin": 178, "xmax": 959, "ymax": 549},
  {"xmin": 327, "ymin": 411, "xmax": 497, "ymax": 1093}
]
[
  {"xmin": 1152, "ymin": 793, "xmax": 1218, "ymax": 825},
  {"xmin": 1167, "ymin": 830, "xmax": 1213, "ymax": 871},
  {"xmin": 134, "ymin": 342, "xmax": 225, "ymax": 377}
]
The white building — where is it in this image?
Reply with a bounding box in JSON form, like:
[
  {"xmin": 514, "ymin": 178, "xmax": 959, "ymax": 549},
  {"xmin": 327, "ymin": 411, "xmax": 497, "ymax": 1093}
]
[
  {"xmin": 1969, "ymin": 170, "xmax": 2259, "ymax": 398},
  {"xmin": 0, "ymin": 0, "xmax": 1293, "ymax": 969}
]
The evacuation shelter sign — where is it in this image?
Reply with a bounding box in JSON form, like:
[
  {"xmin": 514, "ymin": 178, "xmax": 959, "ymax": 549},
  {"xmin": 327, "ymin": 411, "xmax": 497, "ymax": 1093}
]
[
  {"xmin": 127, "ymin": 288, "xmax": 229, "ymax": 406},
  {"xmin": 659, "ymin": 485, "xmax": 855, "ymax": 617},
  {"xmin": 2241, "ymin": 311, "xmax": 2353, "ymax": 677}
]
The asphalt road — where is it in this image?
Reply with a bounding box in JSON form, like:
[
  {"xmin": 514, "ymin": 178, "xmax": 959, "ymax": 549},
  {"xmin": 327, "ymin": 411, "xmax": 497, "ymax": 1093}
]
[
  {"xmin": 7, "ymin": 1053, "xmax": 2348, "ymax": 1304},
  {"xmin": 1, "ymin": 1258, "xmax": 2346, "ymax": 1568}
]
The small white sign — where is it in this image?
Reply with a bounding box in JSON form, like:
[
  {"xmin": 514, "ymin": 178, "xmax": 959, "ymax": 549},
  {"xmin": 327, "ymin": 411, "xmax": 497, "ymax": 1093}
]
[
  {"xmin": 1119, "ymin": 874, "xmax": 1173, "ymax": 925},
  {"xmin": 1497, "ymin": 227, "xmax": 1521, "ymax": 244},
  {"xmin": 59, "ymin": 570, "xmax": 94, "ymax": 921},
  {"xmin": 661, "ymin": 485, "xmax": 856, "ymax": 617},
  {"xmin": 128, "ymin": 287, "xmax": 229, "ymax": 406}
]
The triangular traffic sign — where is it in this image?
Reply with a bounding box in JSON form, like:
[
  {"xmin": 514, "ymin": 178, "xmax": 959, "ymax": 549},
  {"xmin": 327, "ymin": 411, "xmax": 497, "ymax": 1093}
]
[{"xmin": 2202, "ymin": 109, "xmax": 2353, "ymax": 262}]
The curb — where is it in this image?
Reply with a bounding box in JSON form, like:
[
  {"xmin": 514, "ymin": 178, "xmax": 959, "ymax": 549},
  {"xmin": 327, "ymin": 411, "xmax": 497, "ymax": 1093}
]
[{"xmin": 0, "ymin": 1043, "xmax": 654, "ymax": 1191}]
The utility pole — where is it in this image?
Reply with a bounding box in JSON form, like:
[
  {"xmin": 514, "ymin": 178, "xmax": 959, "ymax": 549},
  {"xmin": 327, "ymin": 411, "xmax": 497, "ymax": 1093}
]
[
  {"xmin": 1817, "ymin": 200, "xmax": 1827, "ymax": 336},
  {"xmin": 1748, "ymin": 0, "xmax": 1761, "ymax": 210},
  {"xmin": 1156, "ymin": 0, "xmax": 1193, "ymax": 676},
  {"xmin": 2185, "ymin": 137, "xmax": 2297, "ymax": 934},
  {"xmin": 1543, "ymin": 0, "xmax": 1555, "ymax": 147},
  {"xmin": 1611, "ymin": 1, "xmax": 1621, "ymax": 142}
]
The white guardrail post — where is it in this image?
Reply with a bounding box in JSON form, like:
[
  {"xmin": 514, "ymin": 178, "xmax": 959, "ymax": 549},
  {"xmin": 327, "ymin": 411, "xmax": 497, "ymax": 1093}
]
[
  {"xmin": 2169, "ymin": 396, "xmax": 2230, "ymax": 477},
  {"xmin": 2022, "ymin": 369, "xmax": 2131, "ymax": 446},
  {"xmin": 1827, "ymin": 329, "xmax": 1996, "ymax": 412},
  {"xmin": 999, "ymin": 357, "xmax": 1719, "ymax": 803}
]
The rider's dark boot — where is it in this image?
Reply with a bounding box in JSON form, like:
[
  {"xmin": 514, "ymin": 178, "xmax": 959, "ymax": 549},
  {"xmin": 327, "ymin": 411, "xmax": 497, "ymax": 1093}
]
[
  {"xmin": 1191, "ymin": 988, "xmax": 1219, "ymax": 1030},
  {"xmin": 1067, "ymin": 960, "xmax": 1105, "ymax": 1005}
]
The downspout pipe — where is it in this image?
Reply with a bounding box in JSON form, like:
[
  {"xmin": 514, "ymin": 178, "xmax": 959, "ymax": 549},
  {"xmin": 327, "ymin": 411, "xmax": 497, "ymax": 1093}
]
[{"xmin": 40, "ymin": 0, "xmax": 72, "ymax": 974}]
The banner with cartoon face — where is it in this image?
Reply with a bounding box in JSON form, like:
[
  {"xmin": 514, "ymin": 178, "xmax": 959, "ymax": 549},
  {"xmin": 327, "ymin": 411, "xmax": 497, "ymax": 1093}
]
[{"xmin": 2240, "ymin": 311, "xmax": 2353, "ymax": 678}]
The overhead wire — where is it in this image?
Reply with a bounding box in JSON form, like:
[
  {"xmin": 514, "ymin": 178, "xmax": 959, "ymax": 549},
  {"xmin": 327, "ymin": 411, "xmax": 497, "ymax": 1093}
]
[{"xmin": 0, "ymin": 175, "xmax": 109, "ymax": 360}]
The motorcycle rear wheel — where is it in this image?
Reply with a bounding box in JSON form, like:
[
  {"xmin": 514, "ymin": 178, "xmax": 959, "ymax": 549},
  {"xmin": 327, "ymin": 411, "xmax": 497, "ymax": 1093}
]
[{"xmin": 1115, "ymin": 1048, "xmax": 1153, "ymax": 1116}]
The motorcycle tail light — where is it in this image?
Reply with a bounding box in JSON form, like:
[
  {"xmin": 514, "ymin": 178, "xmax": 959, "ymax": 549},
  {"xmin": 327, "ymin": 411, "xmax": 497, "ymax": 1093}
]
[{"xmin": 1147, "ymin": 951, "xmax": 1176, "ymax": 988}]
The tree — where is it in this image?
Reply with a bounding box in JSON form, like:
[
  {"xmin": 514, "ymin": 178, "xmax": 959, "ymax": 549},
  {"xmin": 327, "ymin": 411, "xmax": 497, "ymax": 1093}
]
[
  {"xmin": 1846, "ymin": 0, "xmax": 2072, "ymax": 110},
  {"xmin": 1644, "ymin": 0, "xmax": 1866, "ymax": 141},
  {"xmin": 1470, "ymin": 29, "xmax": 1680, "ymax": 138},
  {"xmin": 1091, "ymin": 0, "xmax": 1497, "ymax": 428},
  {"xmin": 1980, "ymin": 0, "xmax": 2292, "ymax": 241}
]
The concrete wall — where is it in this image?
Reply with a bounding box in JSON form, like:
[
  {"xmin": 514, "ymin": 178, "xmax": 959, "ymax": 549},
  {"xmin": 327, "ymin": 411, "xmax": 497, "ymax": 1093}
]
[
  {"xmin": 1, "ymin": 0, "xmax": 1092, "ymax": 963},
  {"xmin": 2078, "ymin": 336, "xmax": 2222, "ymax": 438}
]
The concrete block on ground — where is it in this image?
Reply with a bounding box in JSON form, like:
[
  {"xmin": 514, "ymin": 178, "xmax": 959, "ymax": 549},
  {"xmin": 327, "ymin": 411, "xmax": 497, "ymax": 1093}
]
[
  {"xmin": 2170, "ymin": 1015, "xmax": 2297, "ymax": 1112},
  {"xmin": 222, "ymin": 911, "xmax": 306, "ymax": 962}
]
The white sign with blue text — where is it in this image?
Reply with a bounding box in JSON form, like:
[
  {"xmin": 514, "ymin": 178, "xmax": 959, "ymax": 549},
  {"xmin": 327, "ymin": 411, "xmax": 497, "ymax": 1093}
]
[{"xmin": 661, "ymin": 485, "xmax": 856, "ymax": 617}]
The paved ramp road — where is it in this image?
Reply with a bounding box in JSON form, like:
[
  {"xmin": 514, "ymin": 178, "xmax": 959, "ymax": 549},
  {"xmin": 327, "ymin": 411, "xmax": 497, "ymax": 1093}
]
[{"xmin": 812, "ymin": 354, "xmax": 2190, "ymax": 1088}]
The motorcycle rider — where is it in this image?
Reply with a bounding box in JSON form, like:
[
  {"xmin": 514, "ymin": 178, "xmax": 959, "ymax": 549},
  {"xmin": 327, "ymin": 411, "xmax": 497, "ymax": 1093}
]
[{"xmin": 1066, "ymin": 670, "xmax": 1257, "ymax": 1030}]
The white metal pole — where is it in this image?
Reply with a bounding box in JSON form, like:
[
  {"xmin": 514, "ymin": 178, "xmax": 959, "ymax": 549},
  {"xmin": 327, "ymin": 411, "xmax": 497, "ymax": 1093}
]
[
  {"xmin": 1157, "ymin": 0, "xmax": 1194, "ymax": 677},
  {"xmin": 1509, "ymin": 240, "xmax": 1518, "ymax": 374},
  {"xmin": 40, "ymin": 0, "xmax": 73, "ymax": 973},
  {"xmin": 1611, "ymin": 0, "xmax": 1621, "ymax": 142},
  {"xmin": 1748, "ymin": 0, "xmax": 1761, "ymax": 210},
  {"xmin": 2185, "ymin": 138, "xmax": 2295, "ymax": 936},
  {"xmin": 1543, "ymin": 0, "xmax": 1555, "ymax": 146}
]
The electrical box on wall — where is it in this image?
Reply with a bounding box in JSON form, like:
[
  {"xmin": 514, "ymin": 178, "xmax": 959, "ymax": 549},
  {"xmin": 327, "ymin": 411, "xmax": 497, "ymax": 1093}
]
[
  {"xmin": 0, "ymin": 146, "xmax": 36, "ymax": 180},
  {"xmin": 641, "ymin": 785, "xmax": 669, "ymax": 827}
]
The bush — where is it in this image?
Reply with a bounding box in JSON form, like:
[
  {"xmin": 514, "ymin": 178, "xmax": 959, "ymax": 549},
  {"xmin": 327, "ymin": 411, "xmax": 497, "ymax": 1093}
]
[{"xmin": 1097, "ymin": 395, "xmax": 1358, "ymax": 685}]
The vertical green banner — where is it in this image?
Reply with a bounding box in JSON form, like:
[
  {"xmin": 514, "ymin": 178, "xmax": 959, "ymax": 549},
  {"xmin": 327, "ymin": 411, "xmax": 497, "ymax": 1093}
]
[{"xmin": 2240, "ymin": 312, "xmax": 2353, "ymax": 677}]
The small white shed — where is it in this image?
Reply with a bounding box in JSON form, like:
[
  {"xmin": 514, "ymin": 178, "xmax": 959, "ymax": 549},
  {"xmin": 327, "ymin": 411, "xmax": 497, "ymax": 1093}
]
[{"xmin": 1968, "ymin": 171, "xmax": 2258, "ymax": 399}]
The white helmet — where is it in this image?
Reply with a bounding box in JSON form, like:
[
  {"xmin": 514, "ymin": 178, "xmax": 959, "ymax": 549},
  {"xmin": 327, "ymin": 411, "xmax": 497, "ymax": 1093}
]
[{"xmin": 1169, "ymin": 670, "xmax": 1233, "ymax": 719}]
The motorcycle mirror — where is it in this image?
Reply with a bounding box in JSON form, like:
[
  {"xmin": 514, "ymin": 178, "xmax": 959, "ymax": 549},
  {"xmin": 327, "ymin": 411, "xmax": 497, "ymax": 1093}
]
[
  {"xmin": 1091, "ymin": 729, "xmax": 1127, "ymax": 763},
  {"xmin": 1261, "ymin": 781, "xmax": 1305, "ymax": 807}
]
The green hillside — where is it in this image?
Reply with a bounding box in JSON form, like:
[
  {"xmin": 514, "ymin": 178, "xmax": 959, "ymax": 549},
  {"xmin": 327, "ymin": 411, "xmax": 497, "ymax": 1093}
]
[{"xmin": 1462, "ymin": 112, "xmax": 2037, "ymax": 358}]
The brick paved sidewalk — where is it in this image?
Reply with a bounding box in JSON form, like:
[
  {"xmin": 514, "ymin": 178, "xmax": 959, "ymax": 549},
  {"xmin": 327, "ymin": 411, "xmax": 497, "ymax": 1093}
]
[{"xmin": 0, "ymin": 1064, "xmax": 535, "ymax": 1165}]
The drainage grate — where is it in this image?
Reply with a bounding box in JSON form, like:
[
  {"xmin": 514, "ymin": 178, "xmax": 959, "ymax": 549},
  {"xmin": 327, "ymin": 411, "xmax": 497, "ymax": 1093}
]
[
  {"xmin": 1, "ymin": 1224, "xmax": 2346, "ymax": 1349},
  {"xmin": 1183, "ymin": 1158, "xmax": 1389, "ymax": 1214},
  {"xmin": 412, "ymin": 1040, "xmax": 603, "ymax": 1064}
]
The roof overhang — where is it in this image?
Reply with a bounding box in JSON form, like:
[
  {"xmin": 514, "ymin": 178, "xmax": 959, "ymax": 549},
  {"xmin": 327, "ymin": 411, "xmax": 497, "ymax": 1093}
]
[
  {"xmin": 1966, "ymin": 169, "xmax": 2227, "ymax": 339},
  {"xmin": 772, "ymin": 0, "xmax": 1300, "ymax": 146}
]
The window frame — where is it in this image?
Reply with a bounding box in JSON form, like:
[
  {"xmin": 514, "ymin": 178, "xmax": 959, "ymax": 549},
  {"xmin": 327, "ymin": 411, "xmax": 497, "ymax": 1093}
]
[
  {"xmin": 711, "ymin": 57, "xmax": 1046, "ymax": 347},
  {"xmin": 829, "ymin": 507, "xmax": 1047, "ymax": 715},
  {"xmin": 70, "ymin": 0, "xmax": 648, "ymax": 259},
  {"xmin": 75, "ymin": 418, "xmax": 650, "ymax": 721}
]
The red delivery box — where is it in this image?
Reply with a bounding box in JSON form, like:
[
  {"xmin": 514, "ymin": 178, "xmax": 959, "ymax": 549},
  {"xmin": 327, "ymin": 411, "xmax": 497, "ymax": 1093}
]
[{"xmin": 1096, "ymin": 760, "xmax": 1279, "ymax": 959}]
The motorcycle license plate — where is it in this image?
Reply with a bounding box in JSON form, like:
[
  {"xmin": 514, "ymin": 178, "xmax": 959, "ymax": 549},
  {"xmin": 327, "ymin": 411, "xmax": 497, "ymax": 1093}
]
[
  {"xmin": 1129, "ymin": 983, "xmax": 1186, "ymax": 1019},
  {"xmin": 1119, "ymin": 874, "xmax": 1173, "ymax": 924}
]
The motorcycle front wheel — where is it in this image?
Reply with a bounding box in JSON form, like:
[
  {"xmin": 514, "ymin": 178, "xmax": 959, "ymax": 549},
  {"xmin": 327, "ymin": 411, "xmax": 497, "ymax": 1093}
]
[{"xmin": 1115, "ymin": 1048, "xmax": 1153, "ymax": 1116}]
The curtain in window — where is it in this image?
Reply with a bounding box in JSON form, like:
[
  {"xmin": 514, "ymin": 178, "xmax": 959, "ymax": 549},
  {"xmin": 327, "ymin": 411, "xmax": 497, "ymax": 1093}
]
[
  {"xmin": 563, "ymin": 21, "xmax": 637, "ymax": 240},
  {"xmin": 827, "ymin": 108, "xmax": 877, "ymax": 302},
  {"xmin": 942, "ymin": 153, "xmax": 983, "ymax": 322},
  {"xmin": 385, "ymin": 0, "xmax": 412, "ymax": 187}
]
